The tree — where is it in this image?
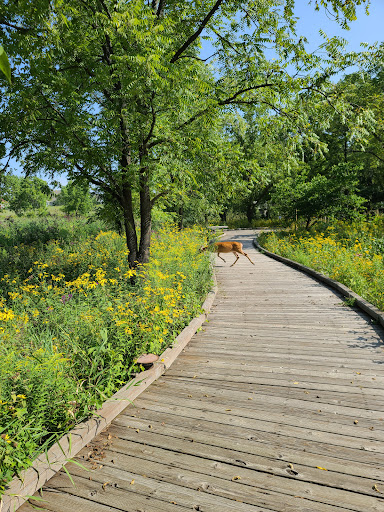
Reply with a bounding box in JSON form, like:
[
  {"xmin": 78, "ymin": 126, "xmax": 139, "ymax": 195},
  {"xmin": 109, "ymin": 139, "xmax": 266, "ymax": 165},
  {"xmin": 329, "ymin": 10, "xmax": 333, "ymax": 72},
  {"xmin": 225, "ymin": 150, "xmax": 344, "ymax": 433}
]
[
  {"xmin": 59, "ymin": 181, "xmax": 95, "ymax": 216},
  {"xmin": 0, "ymin": 0, "xmax": 373, "ymax": 265},
  {"xmin": 271, "ymin": 162, "xmax": 366, "ymax": 228},
  {"xmin": 7, "ymin": 176, "xmax": 50, "ymax": 216}
]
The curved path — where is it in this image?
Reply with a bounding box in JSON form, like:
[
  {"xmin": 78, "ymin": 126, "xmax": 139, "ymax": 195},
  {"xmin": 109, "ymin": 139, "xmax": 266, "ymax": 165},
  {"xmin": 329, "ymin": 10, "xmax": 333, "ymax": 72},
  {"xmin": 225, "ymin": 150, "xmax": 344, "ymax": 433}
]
[{"xmin": 21, "ymin": 230, "xmax": 384, "ymax": 512}]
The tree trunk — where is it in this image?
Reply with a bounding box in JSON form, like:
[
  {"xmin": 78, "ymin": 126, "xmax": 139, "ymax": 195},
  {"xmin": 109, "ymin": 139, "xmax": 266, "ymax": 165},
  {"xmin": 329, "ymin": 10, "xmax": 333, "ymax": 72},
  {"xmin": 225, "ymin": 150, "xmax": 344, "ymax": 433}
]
[
  {"xmin": 121, "ymin": 185, "xmax": 138, "ymax": 267},
  {"xmin": 137, "ymin": 169, "xmax": 152, "ymax": 264},
  {"xmin": 178, "ymin": 205, "xmax": 184, "ymax": 230},
  {"xmin": 246, "ymin": 200, "xmax": 254, "ymax": 223}
]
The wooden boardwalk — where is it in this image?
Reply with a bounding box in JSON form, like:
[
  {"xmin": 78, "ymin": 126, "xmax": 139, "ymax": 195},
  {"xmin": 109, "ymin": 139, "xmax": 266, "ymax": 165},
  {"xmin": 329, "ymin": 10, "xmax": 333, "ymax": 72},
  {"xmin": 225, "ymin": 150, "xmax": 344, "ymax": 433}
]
[{"xmin": 20, "ymin": 230, "xmax": 384, "ymax": 512}]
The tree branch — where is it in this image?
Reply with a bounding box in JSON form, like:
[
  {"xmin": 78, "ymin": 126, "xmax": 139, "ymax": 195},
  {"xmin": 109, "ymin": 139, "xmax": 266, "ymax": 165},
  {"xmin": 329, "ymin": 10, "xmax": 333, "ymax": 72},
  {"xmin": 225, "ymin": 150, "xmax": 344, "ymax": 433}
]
[
  {"xmin": 177, "ymin": 51, "xmax": 219, "ymax": 62},
  {"xmin": 0, "ymin": 18, "xmax": 32, "ymax": 33},
  {"xmin": 143, "ymin": 92, "xmax": 157, "ymax": 146},
  {"xmin": 211, "ymin": 28, "xmax": 241, "ymax": 55},
  {"xmin": 97, "ymin": 0, "xmax": 112, "ymax": 19},
  {"xmin": 147, "ymin": 82, "xmax": 276, "ymax": 149},
  {"xmin": 170, "ymin": 0, "xmax": 225, "ymax": 63},
  {"xmin": 156, "ymin": 0, "xmax": 165, "ymax": 17},
  {"xmin": 151, "ymin": 190, "xmax": 169, "ymax": 205},
  {"xmin": 350, "ymin": 149, "xmax": 384, "ymax": 163},
  {"xmin": 219, "ymin": 83, "xmax": 274, "ymax": 105}
]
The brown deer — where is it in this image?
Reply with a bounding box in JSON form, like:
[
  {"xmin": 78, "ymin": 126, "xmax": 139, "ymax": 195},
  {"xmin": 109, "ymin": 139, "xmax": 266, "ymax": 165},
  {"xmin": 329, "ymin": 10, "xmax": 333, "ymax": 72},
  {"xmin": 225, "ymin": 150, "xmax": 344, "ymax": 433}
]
[{"xmin": 202, "ymin": 241, "xmax": 255, "ymax": 267}]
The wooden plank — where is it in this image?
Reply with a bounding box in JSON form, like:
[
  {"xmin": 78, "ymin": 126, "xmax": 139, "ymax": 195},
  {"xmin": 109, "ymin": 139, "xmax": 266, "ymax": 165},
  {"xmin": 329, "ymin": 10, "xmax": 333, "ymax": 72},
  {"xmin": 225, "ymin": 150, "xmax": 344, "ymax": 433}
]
[
  {"xmin": 125, "ymin": 398, "xmax": 384, "ymax": 453},
  {"xmin": 64, "ymin": 444, "xmax": 383, "ymax": 512},
  {"xmin": 111, "ymin": 412, "xmax": 384, "ymax": 467},
  {"xmin": 166, "ymin": 364, "xmax": 384, "ymax": 388},
  {"xmin": 139, "ymin": 386, "xmax": 384, "ymax": 430},
  {"xmin": 146, "ymin": 375, "xmax": 384, "ymax": 418},
  {"xmin": 95, "ymin": 430, "xmax": 384, "ymax": 493},
  {"xmin": 179, "ymin": 349, "xmax": 384, "ymax": 369},
  {"xmin": 42, "ymin": 464, "xmax": 272, "ymax": 512},
  {"xmin": 162, "ymin": 373, "xmax": 384, "ymax": 406},
  {"xmin": 172, "ymin": 355, "xmax": 383, "ymax": 379}
]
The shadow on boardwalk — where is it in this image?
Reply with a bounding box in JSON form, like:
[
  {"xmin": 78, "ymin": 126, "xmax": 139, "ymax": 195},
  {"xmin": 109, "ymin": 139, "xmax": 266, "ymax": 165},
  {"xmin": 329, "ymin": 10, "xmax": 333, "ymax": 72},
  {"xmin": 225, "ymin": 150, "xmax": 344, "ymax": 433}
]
[{"xmin": 20, "ymin": 229, "xmax": 384, "ymax": 512}]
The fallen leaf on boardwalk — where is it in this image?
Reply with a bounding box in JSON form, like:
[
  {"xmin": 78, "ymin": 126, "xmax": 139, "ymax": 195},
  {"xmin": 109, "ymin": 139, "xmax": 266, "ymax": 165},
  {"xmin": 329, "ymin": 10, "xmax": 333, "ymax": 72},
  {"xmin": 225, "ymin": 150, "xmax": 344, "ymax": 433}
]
[
  {"xmin": 316, "ymin": 467, "xmax": 328, "ymax": 471},
  {"xmin": 232, "ymin": 476, "xmax": 241, "ymax": 481},
  {"xmin": 148, "ymin": 424, "xmax": 152, "ymax": 429},
  {"xmin": 354, "ymin": 420, "xmax": 358, "ymax": 424},
  {"xmin": 188, "ymin": 395, "xmax": 192, "ymax": 397},
  {"xmin": 248, "ymin": 397, "xmax": 253, "ymax": 400},
  {"xmin": 102, "ymin": 482, "xmax": 110, "ymax": 490},
  {"xmin": 204, "ymin": 394, "xmax": 209, "ymax": 397},
  {"xmin": 193, "ymin": 375, "xmax": 198, "ymax": 378},
  {"xmin": 226, "ymin": 409, "xmax": 231, "ymax": 411},
  {"xmin": 369, "ymin": 427, "xmax": 374, "ymax": 430},
  {"xmin": 304, "ymin": 391, "xmax": 309, "ymax": 394},
  {"xmin": 130, "ymin": 479, "xmax": 135, "ymax": 485},
  {"xmin": 288, "ymin": 463, "xmax": 294, "ymax": 469},
  {"xmin": 355, "ymin": 372, "xmax": 361, "ymax": 375},
  {"xmin": 293, "ymin": 382, "xmax": 299, "ymax": 385},
  {"xmin": 372, "ymin": 484, "xmax": 382, "ymax": 493},
  {"xmin": 136, "ymin": 429, "xmax": 140, "ymax": 433},
  {"xmin": 170, "ymin": 501, "xmax": 177, "ymax": 504}
]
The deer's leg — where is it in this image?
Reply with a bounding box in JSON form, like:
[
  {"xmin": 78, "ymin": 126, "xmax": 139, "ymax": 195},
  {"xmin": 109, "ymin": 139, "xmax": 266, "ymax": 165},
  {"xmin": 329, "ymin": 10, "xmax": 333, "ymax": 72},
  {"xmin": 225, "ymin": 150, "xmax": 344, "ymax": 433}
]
[
  {"xmin": 217, "ymin": 252, "xmax": 226, "ymax": 262},
  {"xmin": 230, "ymin": 252, "xmax": 240, "ymax": 266},
  {"xmin": 239, "ymin": 249, "xmax": 255, "ymax": 265}
]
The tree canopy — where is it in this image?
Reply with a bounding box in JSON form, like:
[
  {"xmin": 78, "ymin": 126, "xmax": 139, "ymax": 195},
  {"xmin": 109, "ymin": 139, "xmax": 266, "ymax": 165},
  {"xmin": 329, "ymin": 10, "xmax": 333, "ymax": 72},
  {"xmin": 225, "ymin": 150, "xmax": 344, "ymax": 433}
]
[{"xmin": 0, "ymin": 0, "xmax": 375, "ymax": 261}]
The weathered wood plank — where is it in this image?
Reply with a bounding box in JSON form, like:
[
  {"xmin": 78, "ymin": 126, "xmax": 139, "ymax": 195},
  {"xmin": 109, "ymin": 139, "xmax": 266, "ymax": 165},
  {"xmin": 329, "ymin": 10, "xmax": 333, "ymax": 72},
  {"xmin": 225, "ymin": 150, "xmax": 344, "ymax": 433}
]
[
  {"xmin": 94, "ymin": 430, "xmax": 384, "ymax": 493},
  {"xmin": 111, "ymin": 412, "xmax": 384, "ymax": 467},
  {"xmin": 67, "ymin": 444, "xmax": 382, "ymax": 512},
  {"xmin": 137, "ymin": 381, "xmax": 384, "ymax": 429}
]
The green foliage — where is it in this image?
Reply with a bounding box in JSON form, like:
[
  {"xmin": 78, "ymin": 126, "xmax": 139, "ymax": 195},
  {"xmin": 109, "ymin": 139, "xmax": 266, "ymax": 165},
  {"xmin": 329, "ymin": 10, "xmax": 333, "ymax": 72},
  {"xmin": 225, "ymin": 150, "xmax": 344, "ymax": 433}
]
[
  {"xmin": 0, "ymin": 46, "xmax": 11, "ymax": 85},
  {"xmin": 0, "ymin": 219, "xmax": 212, "ymax": 492},
  {"xmin": 0, "ymin": 216, "xmax": 105, "ymax": 279},
  {"xmin": 259, "ymin": 217, "xmax": 384, "ymax": 310},
  {"xmin": 271, "ymin": 162, "xmax": 366, "ymax": 227},
  {"xmin": 7, "ymin": 177, "xmax": 50, "ymax": 216},
  {"xmin": 0, "ymin": 0, "xmax": 373, "ymax": 264},
  {"xmin": 59, "ymin": 181, "xmax": 95, "ymax": 216}
]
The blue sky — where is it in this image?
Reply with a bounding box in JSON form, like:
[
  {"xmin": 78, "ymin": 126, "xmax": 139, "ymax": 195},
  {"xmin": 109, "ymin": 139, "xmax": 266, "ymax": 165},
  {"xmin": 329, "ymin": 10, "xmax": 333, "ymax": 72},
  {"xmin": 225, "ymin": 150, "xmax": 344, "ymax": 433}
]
[
  {"xmin": 294, "ymin": 1, "xmax": 383, "ymax": 52},
  {"xmin": 4, "ymin": 1, "xmax": 383, "ymax": 187}
]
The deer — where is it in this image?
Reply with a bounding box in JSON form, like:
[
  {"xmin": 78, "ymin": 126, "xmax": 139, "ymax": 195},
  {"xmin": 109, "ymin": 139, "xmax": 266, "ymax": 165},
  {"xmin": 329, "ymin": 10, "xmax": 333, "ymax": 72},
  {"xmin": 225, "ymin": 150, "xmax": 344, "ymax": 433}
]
[{"xmin": 201, "ymin": 241, "xmax": 255, "ymax": 267}]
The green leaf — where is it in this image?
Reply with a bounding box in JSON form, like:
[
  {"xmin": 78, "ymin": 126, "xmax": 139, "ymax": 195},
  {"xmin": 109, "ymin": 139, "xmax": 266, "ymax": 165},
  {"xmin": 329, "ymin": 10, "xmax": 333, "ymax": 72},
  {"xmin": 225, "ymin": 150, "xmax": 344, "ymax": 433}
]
[{"xmin": 0, "ymin": 45, "xmax": 12, "ymax": 84}]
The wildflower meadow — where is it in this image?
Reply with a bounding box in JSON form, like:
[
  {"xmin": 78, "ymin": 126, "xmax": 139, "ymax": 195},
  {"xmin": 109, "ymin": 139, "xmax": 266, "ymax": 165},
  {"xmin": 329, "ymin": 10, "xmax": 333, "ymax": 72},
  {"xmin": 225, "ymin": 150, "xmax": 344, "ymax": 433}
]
[
  {"xmin": 0, "ymin": 218, "xmax": 212, "ymax": 493},
  {"xmin": 259, "ymin": 218, "xmax": 384, "ymax": 311}
]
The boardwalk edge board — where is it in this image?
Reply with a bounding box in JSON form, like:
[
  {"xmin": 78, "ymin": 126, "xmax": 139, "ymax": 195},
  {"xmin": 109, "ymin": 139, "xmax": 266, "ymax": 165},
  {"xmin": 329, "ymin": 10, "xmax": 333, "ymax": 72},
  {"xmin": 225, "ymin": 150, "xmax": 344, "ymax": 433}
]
[
  {"xmin": 254, "ymin": 237, "xmax": 384, "ymax": 328},
  {"xmin": 1, "ymin": 276, "xmax": 218, "ymax": 512}
]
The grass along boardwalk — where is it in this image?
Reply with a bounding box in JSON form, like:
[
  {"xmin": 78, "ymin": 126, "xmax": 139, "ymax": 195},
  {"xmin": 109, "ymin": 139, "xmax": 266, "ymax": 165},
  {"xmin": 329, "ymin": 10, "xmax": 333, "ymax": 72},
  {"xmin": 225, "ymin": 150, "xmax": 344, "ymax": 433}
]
[{"xmin": 20, "ymin": 229, "xmax": 384, "ymax": 512}]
